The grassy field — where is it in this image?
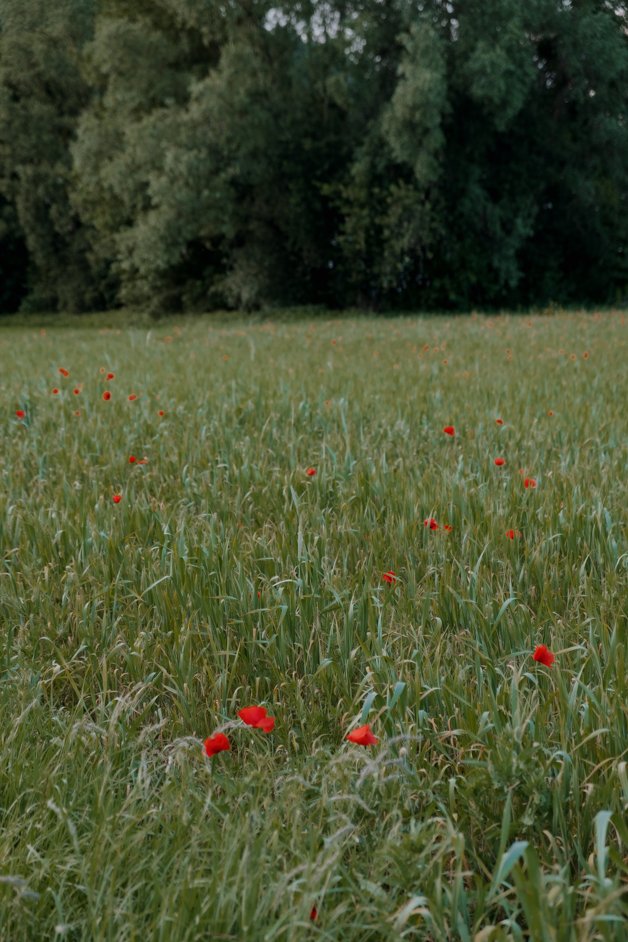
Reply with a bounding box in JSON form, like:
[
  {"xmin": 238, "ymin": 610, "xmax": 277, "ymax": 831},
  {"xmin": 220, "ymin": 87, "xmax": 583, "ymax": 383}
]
[{"xmin": 1, "ymin": 311, "xmax": 627, "ymax": 941}]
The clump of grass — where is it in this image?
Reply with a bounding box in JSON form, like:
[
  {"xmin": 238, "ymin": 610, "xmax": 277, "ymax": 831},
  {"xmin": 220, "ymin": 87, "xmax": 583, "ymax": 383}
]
[{"xmin": 1, "ymin": 311, "xmax": 627, "ymax": 940}]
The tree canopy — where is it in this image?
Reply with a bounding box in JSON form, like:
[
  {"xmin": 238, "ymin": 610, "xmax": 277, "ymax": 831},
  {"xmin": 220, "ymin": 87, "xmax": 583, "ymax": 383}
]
[{"xmin": 1, "ymin": 0, "xmax": 626, "ymax": 313}]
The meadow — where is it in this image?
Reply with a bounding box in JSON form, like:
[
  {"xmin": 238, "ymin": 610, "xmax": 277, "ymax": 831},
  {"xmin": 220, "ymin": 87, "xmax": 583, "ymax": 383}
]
[{"xmin": 0, "ymin": 311, "xmax": 626, "ymax": 942}]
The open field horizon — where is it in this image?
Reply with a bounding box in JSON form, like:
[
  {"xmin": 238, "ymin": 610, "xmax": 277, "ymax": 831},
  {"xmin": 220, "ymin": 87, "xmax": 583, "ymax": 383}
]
[{"xmin": 1, "ymin": 311, "xmax": 627, "ymax": 941}]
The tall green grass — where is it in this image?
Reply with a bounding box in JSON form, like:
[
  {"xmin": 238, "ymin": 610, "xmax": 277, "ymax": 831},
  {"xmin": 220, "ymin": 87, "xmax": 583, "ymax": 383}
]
[{"xmin": 1, "ymin": 311, "xmax": 626, "ymax": 941}]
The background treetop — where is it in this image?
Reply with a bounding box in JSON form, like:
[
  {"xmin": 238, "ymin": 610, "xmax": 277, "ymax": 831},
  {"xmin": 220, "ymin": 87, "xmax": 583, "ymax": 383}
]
[{"xmin": 1, "ymin": 0, "xmax": 626, "ymax": 313}]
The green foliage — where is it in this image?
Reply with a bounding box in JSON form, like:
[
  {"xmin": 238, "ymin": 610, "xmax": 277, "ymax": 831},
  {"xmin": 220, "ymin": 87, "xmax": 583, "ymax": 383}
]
[
  {"xmin": 0, "ymin": 0, "xmax": 99, "ymax": 311},
  {"xmin": 1, "ymin": 312, "xmax": 627, "ymax": 938},
  {"xmin": 0, "ymin": 0, "xmax": 627, "ymax": 312},
  {"xmin": 383, "ymin": 22, "xmax": 448, "ymax": 186},
  {"xmin": 0, "ymin": 195, "xmax": 27, "ymax": 309}
]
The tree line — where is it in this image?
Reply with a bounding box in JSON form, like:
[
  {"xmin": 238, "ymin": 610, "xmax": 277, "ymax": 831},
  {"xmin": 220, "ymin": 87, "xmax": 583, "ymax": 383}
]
[{"xmin": 1, "ymin": 0, "xmax": 626, "ymax": 314}]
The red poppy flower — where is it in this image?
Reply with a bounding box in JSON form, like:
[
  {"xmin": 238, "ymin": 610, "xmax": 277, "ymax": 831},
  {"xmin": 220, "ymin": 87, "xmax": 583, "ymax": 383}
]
[
  {"xmin": 158, "ymin": 410, "xmax": 165, "ymax": 417},
  {"xmin": 52, "ymin": 388, "xmax": 59, "ymax": 395},
  {"xmin": 58, "ymin": 367, "xmax": 69, "ymax": 377},
  {"xmin": 494, "ymin": 457, "xmax": 506, "ymax": 467},
  {"xmin": 238, "ymin": 705, "xmax": 275, "ymax": 733},
  {"xmin": 495, "ymin": 418, "xmax": 504, "ymax": 425},
  {"xmin": 524, "ymin": 477, "xmax": 537, "ymax": 489},
  {"xmin": 346, "ymin": 724, "xmax": 378, "ymax": 746},
  {"xmin": 112, "ymin": 494, "xmax": 122, "ymax": 503},
  {"xmin": 203, "ymin": 733, "xmax": 231, "ymax": 757},
  {"xmin": 532, "ymin": 644, "xmax": 555, "ymax": 667},
  {"xmin": 310, "ymin": 906, "xmax": 318, "ymax": 922},
  {"xmin": 73, "ymin": 388, "xmax": 80, "ymax": 395},
  {"xmin": 129, "ymin": 455, "xmax": 137, "ymax": 464},
  {"xmin": 382, "ymin": 570, "xmax": 397, "ymax": 584},
  {"xmin": 128, "ymin": 394, "xmax": 138, "ymax": 401},
  {"xmin": 106, "ymin": 372, "xmax": 115, "ymax": 380},
  {"xmin": 306, "ymin": 467, "xmax": 317, "ymax": 477},
  {"xmin": 102, "ymin": 391, "xmax": 111, "ymax": 401},
  {"xmin": 443, "ymin": 425, "xmax": 455, "ymax": 436},
  {"xmin": 444, "ymin": 524, "xmax": 453, "ymax": 532},
  {"xmin": 424, "ymin": 518, "xmax": 439, "ymax": 530},
  {"xmin": 506, "ymin": 529, "xmax": 522, "ymax": 539},
  {"xmin": 15, "ymin": 409, "xmax": 25, "ymax": 419}
]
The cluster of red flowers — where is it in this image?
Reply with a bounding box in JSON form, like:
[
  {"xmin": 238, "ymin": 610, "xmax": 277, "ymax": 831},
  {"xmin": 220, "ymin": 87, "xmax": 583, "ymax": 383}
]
[
  {"xmin": 39, "ymin": 365, "xmax": 157, "ymax": 408},
  {"xmin": 421, "ymin": 518, "xmax": 453, "ymax": 533},
  {"xmin": 14, "ymin": 366, "xmax": 174, "ymax": 503},
  {"xmin": 441, "ymin": 417, "xmax": 537, "ymax": 489},
  {"xmin": 204, "ymin": 705, "xmax": 276, "ymax": 756},
  {"xmin": 204, "ymin": 707, "xmax": 380, "ymax": 760},
  {"xmin": 239, "ymin": 705, "xmax": 275, "ymax": 733}
]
